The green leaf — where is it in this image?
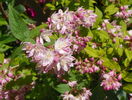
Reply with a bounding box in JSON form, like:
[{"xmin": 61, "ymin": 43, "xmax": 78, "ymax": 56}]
[
  {"xmin": 107, "ymin": 48, "xmax": 113, "ymax": 54},
  {"xmin": 123, "ymin": 73, "xmax": 132, "ymax": 82},
  {"xmin": 94, "ymin": 30, "xmax": 110, "ymax": 41},
  {"xmin": 0, "ymin": 53, "xmax": 4, "ymax": 63},
  {"xmin": 117, "ymin": 47, "xmax": 123, "ymax": 57},
  {"xmin": 91, "ymin": 85, "xmax": 106, "ymax": 100},
  {"xmin": 120, "ymin": 21, "xmax": 127, "ymax": 35},
  {"xmin": 93, "ymin": 7, "xmax": 103, "ymax": 28},
  {"xmin": 106, "ymin": 23, "xmax": 114, "ymax": 30},
  {"xmin": 117, "ymin": 90, "xmax": 128, "ymax": 100},
  {"xmin": 46, "ymin": 3, "xmax": 56, "ymax": 10},
  {"xmin": 105, "ymin": 4, "xmax": 119, "ymax": 15},
  {"xmin": 102, "ymin": 57, "xmax": 121, "ymax": 71},
  {"xmin": 84, "ymin": 46, "xmax": 99, "ymax": 57},
  {"xmin": 0, "ymin": 43, "xmax": 12, "ymax": 52},
  {"xmin": 30, "ymin": 24, "xmax": 47, "ymax": 38},
  {"xmin": 8, "ymin": 5, "xmax": 30, "ymax": 41},
  {"xmin": 0, "ymin": 17, "xmax": 8, "ymax": 26},
  {"xmin": 125, "ymin": 49, "xmax": 132, "ymax": 61},
  {"xmin": 124, "ymin": 58, "xmax": 130, "ymax": 67},
  {"xmin": 123, "ymin": 84, "xmax": 132, "ymax": 93},
  {"xmin": 54, "ymin": 84, "xmax": 71, "ymax": 93},
  {"xmin": 0, "ymin": 35, "xmax": 16, "ymax": 44},
  {"xmin": 15, "ymin": 4, "xmax": 25, "ymax": 13}
]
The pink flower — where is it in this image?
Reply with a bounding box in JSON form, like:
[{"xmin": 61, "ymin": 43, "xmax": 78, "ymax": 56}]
[
  {"xmin": 56, "ymin": 55, "xmax": 75, "ymax": 72},
  {"xmin": 54, "ymin": 37, "xmax": 72, "ymax": 55},
  {"xmin": 68, "ymin": 81, "xmax": 77, "ymax": 87},
  {"xmin": 23, "ymin": 42, "xmax": 55, "ymax": 73},
  {"xmin": 61, "ymin": 92, "xmax": 75, "ymax": 100},
  {"xmin": 38, "ymin": 0, "xmax": 46, "ymax": 3},
  {"xmin": 48, "ymin": 9, "xmax": 77, "ymax": 34},
  {"xmin": 76, "ymin": 7, "xmax": 97, "ymax": 28},
  {"xmin": 128, "ymin": 30, "xmax": 132, "ymax": 36},
  {"xmin": 76, "ymin": 88, "xmax": 92, "ymax": 100},
  {"xmin": 101, "ymin": 70, "xmax": 122, "ymax": 90},
  {"xmin": 115, "ymin": 5, "xmax": 132, "ymax": 21},
  {"xmin": 40, "ymin": 29, "xmax": 53, "ymax": 42}
]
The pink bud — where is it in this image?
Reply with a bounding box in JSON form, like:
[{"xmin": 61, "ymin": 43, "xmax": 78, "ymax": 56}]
[
  {"xmin": 8, "ymin": 73, "xmax": 14, "ymax": 78},
  {"xmin": 96, "ymin": 60, "xmax": 103, "ymax": 65},
  {"xmin": 89, "ymin": 58, "xmax": 94, "ymax": 62},
  {"xmin": 118, "ymin": 74, "xmax": 122, "ymax": 80}
]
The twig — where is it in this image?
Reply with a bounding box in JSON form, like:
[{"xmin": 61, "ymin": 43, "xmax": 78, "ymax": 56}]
[{"xmin": 0, "ymin": 2, "xmax": 8, "ymax": 21}]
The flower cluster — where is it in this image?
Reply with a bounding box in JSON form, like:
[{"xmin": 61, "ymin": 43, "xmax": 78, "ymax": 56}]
[
  {"xmin": 115, "ymin": 5, "xmax": 132, "ymax": 21},
  {"xmin": 76, "ymin": 7, "xmax": 97, "ymax": 28},
  {"xmin": 100, "ymin": 20, "xmax": 123, "ymax": 38},
  {"xmin": 48, "ymin": 7, "xmax": 97, "ymax": 34},
  {"xmin": 61, "ymin": 88, "xmax": 92, "ymax": 100},
  {"xmin": 23, "ymin": 37, "xmax": 75, "ymax": 75},
  {"xmin": 72, "ymin": 31, "xmax": 92, "ymax": 52},
  {"xmin": 23, "ymin": 7, "xmax": 97, "ymax": 75},
  {"xmin": 100, "ymin": 70, "xmax": 122, "ymax": 90},
  {"xmin": 0, "ymin": 58, "xmax": 34, "ymax": 100},
  {"xmin": 0, "ymin": 59, "xmax": 14, "ymax": 89},
  {"xmin": 0, "ymin": 83, "xmax": 35, "ymax": 100},
  {"xmin": 75, "ymin": 58, "xmax": 100, "ymax": 74}
]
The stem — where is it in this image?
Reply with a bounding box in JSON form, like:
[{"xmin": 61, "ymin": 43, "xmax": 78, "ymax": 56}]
[{"xmin": 0, "ymin": 2, "xmax": 8, "ymax": 22}]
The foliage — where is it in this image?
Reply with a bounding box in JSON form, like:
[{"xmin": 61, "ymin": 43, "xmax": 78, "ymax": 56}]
[{"xmin": 0, "ymin": 0, "xmax": 132, "ymax": 100}]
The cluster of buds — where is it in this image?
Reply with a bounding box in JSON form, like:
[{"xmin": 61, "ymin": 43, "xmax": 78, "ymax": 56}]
[
  {"xmin": 0, "ymin": 58, "xmax": 32, "ymax": 100},
  {"xmin": 0, "ymin": 82, "xmax": 35, "ymax": 100},
  {"xmin": 115, "ymin": 5, "xmax": 132, "ymax": 21},
  {"xmin": 100, "ymin": 70, "xmax": 122, "ymax": 90},
  {"xmin": 61, "ymin": 88, "xmax": 92, "ymax": 100},
  {"xmin": 75, "ymin": 58, "xmax": 100, "ymax": 74},
  {"xmin": 23, "ymin": 36, "xmax": 75, "ymax": 75},
  {"xmin": 48, "ymin": 7, "xmax": 97, "ymax": 34},
  {"xmin": 72, "ymin": 31, "xmax": 92, "ymax": 52},
  {"xmin": 0, "ymin": 69, "xmax": 14, "ymax": 87},
  {"xmin": 0, "ymin": 59, "xmax": 15, "ymax": 89},
  {"xmin": 99, "ymin": 20, "xmax": 123, "ymax": 38}
]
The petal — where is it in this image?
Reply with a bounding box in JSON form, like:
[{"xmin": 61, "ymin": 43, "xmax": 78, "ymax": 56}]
[{"xmin": 57, "ymin": 63, "xmax": 61, "ymax": 71}]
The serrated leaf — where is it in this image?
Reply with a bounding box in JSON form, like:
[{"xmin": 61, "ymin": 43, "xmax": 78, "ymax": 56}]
[{"xmin": 8, "ymin": 5, "xmax": 30, "ymax": 41}]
